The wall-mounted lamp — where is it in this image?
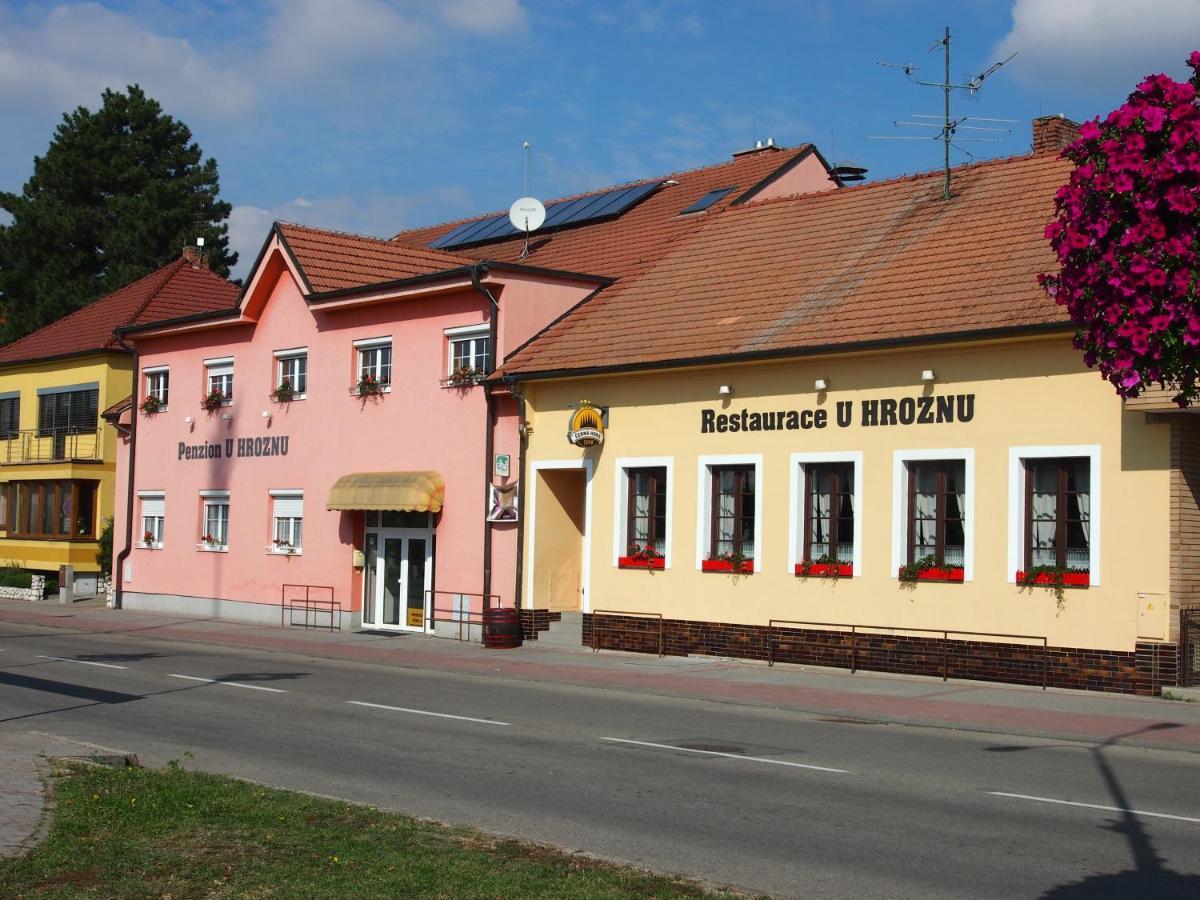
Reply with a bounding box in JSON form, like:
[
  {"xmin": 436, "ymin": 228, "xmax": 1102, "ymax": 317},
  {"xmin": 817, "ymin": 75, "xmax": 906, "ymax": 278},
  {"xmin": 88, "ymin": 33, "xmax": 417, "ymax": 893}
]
[
  {"xmin": 718, "ymin": 384, "xmax": 732, "ymax": 396},
  {"xmin": 184, "ymin": 416, "xmax": 194, "ymax": 424},
  {"xmin": 261, "ymin": 410, "xmax": 271, "ymax": 419},
  {"xmin": 814, "ymin": 378, "xmax": 829, "ymax": 392},
  {"xmin": 921, "ymin": 369, "xmax": 936, "ymax": 383},
  {"xmin": 221, "ymin": 413, "xmax": 232, "ymax": 421}
]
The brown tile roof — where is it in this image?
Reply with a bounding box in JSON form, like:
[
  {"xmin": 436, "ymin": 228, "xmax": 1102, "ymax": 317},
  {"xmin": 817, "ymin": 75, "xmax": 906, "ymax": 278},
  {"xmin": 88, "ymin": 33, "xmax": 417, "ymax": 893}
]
[
  {"xmin": 276, "ymin": 222, "xmax": 477, "ymax": 295},
  {"xmin": 0, "ymin": 257, "xmax": 239, "ymax": 367},
  {"xmin": 391, "ymin": 146, "xmax": 821, "ymax": 281},
  {"xmin": 502, "ymin": 150, "xmax": 1075, "ymax": 376}
]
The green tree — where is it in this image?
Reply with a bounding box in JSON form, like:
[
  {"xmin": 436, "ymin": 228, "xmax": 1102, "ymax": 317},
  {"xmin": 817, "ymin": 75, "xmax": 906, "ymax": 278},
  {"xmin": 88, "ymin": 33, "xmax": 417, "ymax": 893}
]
[{"xmin": 0, "ymin": 85, "xmax": 236, "ymax": 341}]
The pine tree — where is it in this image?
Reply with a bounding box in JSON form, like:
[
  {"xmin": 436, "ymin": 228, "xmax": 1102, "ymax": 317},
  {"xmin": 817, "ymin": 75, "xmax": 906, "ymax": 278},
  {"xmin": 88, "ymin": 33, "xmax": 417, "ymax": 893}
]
[{"xmin": 0, "ymin": 85, "xmax": 236, "ymax": 341}]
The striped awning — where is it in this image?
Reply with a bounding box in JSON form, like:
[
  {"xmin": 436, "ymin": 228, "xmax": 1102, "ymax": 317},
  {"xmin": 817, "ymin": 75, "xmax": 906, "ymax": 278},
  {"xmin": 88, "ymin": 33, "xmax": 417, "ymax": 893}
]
[{"xmin": 325, "ymin": 471, "xmax": 444, "ymax": 512}]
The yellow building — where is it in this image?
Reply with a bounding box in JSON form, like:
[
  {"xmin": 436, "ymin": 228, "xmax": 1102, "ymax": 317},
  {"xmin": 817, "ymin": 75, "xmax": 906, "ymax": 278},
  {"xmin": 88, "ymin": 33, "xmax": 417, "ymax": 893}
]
[
  {"xmin": 505, "ymin": 120, "xmax": 1196, "ymax": 695},
  {"xmin": 0, "ymin": 251, "xmax": 237, "ymax": 584}
]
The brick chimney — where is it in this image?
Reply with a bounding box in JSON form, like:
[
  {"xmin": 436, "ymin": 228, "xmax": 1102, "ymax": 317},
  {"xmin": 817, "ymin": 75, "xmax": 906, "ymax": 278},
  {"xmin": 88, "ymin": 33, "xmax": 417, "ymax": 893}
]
[
  {"xmin": 181, "ymin": 244, "xmax": 208, "ymax": 268},
  {"xmin": 1032, "ymin": 114, "xmax": 1081, "ymax": 154}
]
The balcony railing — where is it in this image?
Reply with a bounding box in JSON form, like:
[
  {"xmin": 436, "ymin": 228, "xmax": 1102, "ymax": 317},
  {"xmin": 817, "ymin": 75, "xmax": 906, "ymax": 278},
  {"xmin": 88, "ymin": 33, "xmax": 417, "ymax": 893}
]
[{"xmin": 0, "ymin": 429, "xmax": 103, "ymax": 464}]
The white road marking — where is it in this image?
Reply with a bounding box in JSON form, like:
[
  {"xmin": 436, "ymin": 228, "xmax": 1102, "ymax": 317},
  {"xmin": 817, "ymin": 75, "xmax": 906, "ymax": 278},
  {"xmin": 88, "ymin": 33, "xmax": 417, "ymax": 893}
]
[
  {"xmin": 168, "ymin": 674, "xmax": 287, "ymax": 693},
  {"xmin": 347, "ymin": 700, "xmax": 510, "ymax": 726},
  {"xmin": 38, "ymin": 655, "xmax": 128, "ymax": 670},
  {"xmin": 989, "ymin": 791, "xmax": 1200, "ymax": 824},
  {"xmin": 601, "ymin": 737, "xmax": 850, "ymax": 773}
]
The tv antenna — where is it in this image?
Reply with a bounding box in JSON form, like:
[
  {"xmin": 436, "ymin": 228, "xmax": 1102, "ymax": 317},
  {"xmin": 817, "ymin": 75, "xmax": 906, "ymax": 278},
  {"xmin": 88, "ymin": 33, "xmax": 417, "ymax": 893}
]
[
  {"xmin": 872, "ymin": 27, "xmax": 1017, "ymax": 199},
  {"xmin": 509, "ymin": 140, "xmax": 545, "ymax": 260}
]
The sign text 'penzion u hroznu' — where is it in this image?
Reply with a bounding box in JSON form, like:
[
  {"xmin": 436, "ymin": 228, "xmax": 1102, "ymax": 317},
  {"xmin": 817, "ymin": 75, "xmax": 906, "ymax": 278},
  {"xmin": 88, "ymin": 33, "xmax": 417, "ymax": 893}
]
[
  {"xmin": 700, "ymin": 394, "xmax": 976, "ymax": 433},
  {"xmin": 178, "ymin": 435, "xmax": 291, "ymax": 460}
]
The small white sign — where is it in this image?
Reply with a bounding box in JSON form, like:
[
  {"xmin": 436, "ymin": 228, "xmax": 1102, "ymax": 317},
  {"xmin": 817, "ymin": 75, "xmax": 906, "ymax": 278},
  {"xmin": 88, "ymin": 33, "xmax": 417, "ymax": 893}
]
[{"xmin": 494, "ymin": 453, "xmax": 511, "ymax": 477}]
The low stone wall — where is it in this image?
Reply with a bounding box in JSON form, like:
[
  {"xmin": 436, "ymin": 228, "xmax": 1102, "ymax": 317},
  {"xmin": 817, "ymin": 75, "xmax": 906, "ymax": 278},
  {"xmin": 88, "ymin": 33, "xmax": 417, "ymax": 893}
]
[
  {"xmin": 579, "ymin": 611, "xmax": 1179, "ymax": 696},
  {"xmin": 0, "ymin": 575, "xmax": 45, "ymax": 603}
]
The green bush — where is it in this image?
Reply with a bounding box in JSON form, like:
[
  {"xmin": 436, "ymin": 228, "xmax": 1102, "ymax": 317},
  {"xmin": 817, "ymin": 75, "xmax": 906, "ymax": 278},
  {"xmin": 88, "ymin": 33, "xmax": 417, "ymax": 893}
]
[
  {"xmin": 96, "ymin": 517, "xmax": 113, "ymax": 576},
  {"xmin": 0, "ymin": 570, "xmax": 31, "ymax": 589}
]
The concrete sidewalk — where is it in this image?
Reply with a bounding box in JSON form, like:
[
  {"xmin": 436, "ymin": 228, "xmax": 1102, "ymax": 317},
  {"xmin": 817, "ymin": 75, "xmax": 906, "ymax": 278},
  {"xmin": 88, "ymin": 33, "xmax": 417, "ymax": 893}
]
[{"xmin": 3, "ymin": 597, "xmax": 1200, "ymax": 753}]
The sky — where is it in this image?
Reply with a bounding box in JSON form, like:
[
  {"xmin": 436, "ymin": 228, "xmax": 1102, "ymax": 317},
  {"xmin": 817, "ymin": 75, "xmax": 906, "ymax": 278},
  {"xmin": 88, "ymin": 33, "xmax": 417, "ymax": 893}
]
[{"xmin": 2, "ymin": 0, "xmax": 1199, "ymax": 278}]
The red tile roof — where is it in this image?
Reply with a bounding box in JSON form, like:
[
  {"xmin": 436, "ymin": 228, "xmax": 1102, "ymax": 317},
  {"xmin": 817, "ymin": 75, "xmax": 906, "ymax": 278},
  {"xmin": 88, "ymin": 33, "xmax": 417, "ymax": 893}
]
[
  {"xmin": 276, "ymin": 223, "xmax": 477, "ymax": 294},
  {"xmin": 0, "ymin": 257, "xmax": 239, "ymax": 366},
  {"xmin": 392, "ymin": 146, "xmax": 822, "ymax": 281},
  {"xmin": 502, "ymin": 150, "xmax": 1075, "ymax": 376}
]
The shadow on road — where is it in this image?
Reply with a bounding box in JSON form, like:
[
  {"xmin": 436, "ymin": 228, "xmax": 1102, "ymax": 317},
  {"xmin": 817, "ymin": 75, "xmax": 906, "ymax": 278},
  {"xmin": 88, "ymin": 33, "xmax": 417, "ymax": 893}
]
[{"xmin": 987, "ymin": 722, "xmax": 1199, "ymax": 898}]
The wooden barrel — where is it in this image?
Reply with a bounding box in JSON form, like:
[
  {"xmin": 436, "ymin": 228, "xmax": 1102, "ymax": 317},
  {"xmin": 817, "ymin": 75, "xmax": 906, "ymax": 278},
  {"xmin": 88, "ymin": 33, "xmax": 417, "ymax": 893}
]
[{"xmin": 482, "ymin": 607, "xmax": 523, "ymax": 649}]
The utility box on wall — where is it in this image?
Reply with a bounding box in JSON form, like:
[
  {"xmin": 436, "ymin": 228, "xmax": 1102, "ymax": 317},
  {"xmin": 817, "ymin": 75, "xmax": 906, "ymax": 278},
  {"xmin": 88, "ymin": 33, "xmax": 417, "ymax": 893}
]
[{"xmin": 1137, "ymin": 592, "xmax": 1167, "ymax": 640}]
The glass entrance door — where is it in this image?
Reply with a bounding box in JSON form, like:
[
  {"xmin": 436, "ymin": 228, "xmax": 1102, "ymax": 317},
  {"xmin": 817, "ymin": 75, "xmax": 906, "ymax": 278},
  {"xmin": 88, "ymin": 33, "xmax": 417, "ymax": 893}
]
[{"xmin": 362, "ymin": 529, "xmax": 431, "ymax": 632}]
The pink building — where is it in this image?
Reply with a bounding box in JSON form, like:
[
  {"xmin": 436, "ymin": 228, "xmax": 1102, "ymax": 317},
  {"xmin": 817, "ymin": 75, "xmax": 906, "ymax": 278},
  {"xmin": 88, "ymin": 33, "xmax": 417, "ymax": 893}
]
[{"xmin": 109, "ymin": 145, "xmax": 837, "ymax": 633}]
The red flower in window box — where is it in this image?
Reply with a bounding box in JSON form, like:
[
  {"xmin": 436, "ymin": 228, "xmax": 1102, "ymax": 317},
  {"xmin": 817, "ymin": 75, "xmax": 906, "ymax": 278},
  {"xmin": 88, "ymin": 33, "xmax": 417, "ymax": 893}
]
[
  {"xmin": 898, "ymin": 559, "xmax": 964, "ymax": 583},
  {"xmin": 702, "ymin": 554, "xmax": 754, "ymax": 574},
  {"xmin": 620, "ymin": 543, "xmax": 664, "ymax": 569},
  {"xmin": 1017, "ymin": 569, "xmax": 1089, "ymax": 588},
  {"xmin": 796, "ymin": 560, "xmax": 853, "ymax": 578}
]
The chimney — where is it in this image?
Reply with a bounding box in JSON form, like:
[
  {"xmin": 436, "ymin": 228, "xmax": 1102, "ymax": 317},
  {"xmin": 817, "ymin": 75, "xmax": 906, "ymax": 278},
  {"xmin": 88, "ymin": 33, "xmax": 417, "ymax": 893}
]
[
  {"xmin": 1032, "ymin": 114, "xmax": 1081, "ymax": 154},
  {"xmin": 181, "ymin": 239, "xmax": 208, "ymax": 269}
]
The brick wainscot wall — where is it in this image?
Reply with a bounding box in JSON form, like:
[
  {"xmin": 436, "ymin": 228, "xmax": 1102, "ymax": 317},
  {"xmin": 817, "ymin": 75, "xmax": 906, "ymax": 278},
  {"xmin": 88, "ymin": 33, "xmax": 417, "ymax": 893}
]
[{"xmin": 579, "ymin": 612, "xmax": 1179, "ymax": 696}]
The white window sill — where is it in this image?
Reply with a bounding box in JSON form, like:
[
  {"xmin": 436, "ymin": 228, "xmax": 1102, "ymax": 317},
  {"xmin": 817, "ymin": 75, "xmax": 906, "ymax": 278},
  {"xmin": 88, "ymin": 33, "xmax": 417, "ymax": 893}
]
[
  {"xmin": 266, "ymin": 547, "xmax": 302, "ymax": 556},
  {"xmin": 196, "ymin": 544, "xmax": 228, "ymax": 552},
  {"xmin": 136, "ymin": 543, "xmax": 164, "ymax": 550},
  {"xmin": 271, "ymin": 393, "xmax": 306, "ymax": 401}
]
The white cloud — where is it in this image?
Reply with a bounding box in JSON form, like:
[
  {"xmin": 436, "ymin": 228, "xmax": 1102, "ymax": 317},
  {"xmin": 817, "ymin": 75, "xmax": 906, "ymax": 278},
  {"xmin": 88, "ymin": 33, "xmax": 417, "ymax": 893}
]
[
  {"xmin": 437, "ymin": 0, "xmax": 528, "ymax": 34},
  {"xmin": 996, "ymin": 0, "xmax": 1200, "ymax": 99},
  {"xmin": 0, "ymin": 3, "xmax": 254, "ymax": 121}
]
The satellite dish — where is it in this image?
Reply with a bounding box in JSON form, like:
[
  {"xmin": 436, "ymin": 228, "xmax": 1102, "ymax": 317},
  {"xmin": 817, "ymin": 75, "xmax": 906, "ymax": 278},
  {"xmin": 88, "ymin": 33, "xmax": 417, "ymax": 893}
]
[{"xmin": 509, "ymin": 196, "xmax": 546, "ymax": 233}]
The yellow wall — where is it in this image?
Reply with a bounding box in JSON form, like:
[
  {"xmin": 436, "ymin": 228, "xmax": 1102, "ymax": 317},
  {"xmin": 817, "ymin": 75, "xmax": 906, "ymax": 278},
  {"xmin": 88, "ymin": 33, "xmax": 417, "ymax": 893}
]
[
  {"xmin": 0, "ymin": 353, "xmax": 131, "ymax": 573},
  {"xmin": 522, "ymin": 336, "xmax": 1171, "ymax": 652}
]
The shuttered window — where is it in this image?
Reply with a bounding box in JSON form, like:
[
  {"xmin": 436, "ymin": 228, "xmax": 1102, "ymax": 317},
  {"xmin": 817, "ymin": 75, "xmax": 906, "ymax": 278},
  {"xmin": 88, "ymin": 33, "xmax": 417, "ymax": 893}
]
[
  {"xmin": 0, "ymin": 396, "xmax": 19, "ymax": 439},
  {"xmin": 140, "ymin": 492, "xmax": 165, "ymax": 546},
  {"xmin": 37, "ymin": 389, "xmax": 98, "ymax": 435},
  {"xmin": 271, "ymin": 491, "xmax": 303, "ymax": 551}
]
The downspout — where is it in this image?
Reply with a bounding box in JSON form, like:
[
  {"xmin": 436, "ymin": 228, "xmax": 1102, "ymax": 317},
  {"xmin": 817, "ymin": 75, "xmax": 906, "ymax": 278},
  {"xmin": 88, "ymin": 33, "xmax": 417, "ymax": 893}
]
[
  {"xmin": 507, "ymin": 374, "xmax": 528, "ymax": 613},
  {"xmin": 470, "ymin": 264, "xmax": 500, "ymax": 605},
  {"xmin": 112, "ymin": 333, "xmax": 139, "ymax": 610}
]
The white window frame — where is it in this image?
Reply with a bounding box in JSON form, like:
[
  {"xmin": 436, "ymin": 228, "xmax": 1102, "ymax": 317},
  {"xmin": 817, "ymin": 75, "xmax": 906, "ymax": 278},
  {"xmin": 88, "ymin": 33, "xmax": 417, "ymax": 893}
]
[
  {"xmin": 1007, "ymin": 445, "xmax": 1101, "ymax": 585},
  {"xmin": 269, "ymin": 489, "xmax": 303, "ymax": 554},
  {"xmin": 199, "ymin": 489, "xmax": 230, "ymax": 551},
  {"xmin": 696, "ymin": 454, "xmax": 764, "ymax": 570},
  {"xmin": 612, "ymin": 456, "xmax": 674, "ymax": 569},
  {"xmin": 353, "ymin": 337, "xmax": 392, "ymax": 391},
  {"xmin": 143, "ymin": 366, "xmax": 169, "ymax": 410},
  {"xmin": 788, "ymin": 451, "xmax": 864, "ymax": 575},
  {"xmin": 273, "ymin": 348, "xmax": 308, "ymax": 399},
  {"xmin": 138, "ymin": 491, "xmax": 165, "ymax": 548},
  {"xmin": 204, "ymin": 357, "xmax": 234, "ymax": 405},
  {"xmin": 444, "ymin": 324, "xmax": 491, "ymax": 377},
  {"xmin": 891, "ymin": 448, "xmax": 975, "ymax": 581}
]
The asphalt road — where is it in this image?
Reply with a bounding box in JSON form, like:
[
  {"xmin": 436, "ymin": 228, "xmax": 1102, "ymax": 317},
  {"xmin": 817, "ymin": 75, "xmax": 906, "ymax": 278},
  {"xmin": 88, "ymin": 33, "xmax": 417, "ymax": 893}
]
[{"xmin": 2, "ymin": 621, "xmax": 1198, "ymax": 898}]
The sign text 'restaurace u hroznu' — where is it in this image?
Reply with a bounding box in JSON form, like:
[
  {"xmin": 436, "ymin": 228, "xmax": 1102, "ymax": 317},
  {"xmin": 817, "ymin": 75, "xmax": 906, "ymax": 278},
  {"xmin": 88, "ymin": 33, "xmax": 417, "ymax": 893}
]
[
  {"xmin": 700, "ymin": 394, "xmax": 975, "ymax": 434},
  {"xmin": 178, "ymin": 435, "xmax": 290, "ymax": 460}
]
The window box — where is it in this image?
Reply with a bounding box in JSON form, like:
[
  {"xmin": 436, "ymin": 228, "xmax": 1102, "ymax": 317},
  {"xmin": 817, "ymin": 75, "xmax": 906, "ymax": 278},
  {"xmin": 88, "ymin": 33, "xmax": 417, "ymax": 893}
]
[
  {"xmin": 442, "ymin": 366, "xmax": 485, "ymax": 388},
  {"xmin": 201, "ymin": 390, "xmax": 228, "ymax": 412},
  {"xmin": 795, "ymin": 561, "xmax": 853, "ymax": 578},
  {"xmin": 197, "ymin": 543, "xmax": 228, "ymax": 552},
  {"xmin": 702, "ymin": 558, "xmax": 754, "ymax": 574},
  {"xmin": 619, "ymin": 556, "xmax": 665, "ymax": 570},
  {"xmin": 136, "ymin": 542, "xmax": 163, "ymax": 550},
  {"xmin": 899, "ymin": 565, "xmax": 964, "ymax": 583},
  {"xmin": 267, "ymin": 545, "xmax": 300, "ymax": 556},
  {"xmin": 1016, "ymin": 569, "xmax": 1089, "ymax": 588},
  {"xmin": 351, "ymin": 376, "xmax": 387, "ymax": 398}
]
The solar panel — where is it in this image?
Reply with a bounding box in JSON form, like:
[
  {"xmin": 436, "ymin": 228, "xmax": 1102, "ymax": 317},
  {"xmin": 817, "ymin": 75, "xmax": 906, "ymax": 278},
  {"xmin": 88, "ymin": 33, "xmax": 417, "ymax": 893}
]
[
  {"xmin": 428, "ymin": 181, "xmax": 662, "ymax": 251},
  {"xmin": 679, "ymin": 186, "xmax": 737, "ymax": 215}
]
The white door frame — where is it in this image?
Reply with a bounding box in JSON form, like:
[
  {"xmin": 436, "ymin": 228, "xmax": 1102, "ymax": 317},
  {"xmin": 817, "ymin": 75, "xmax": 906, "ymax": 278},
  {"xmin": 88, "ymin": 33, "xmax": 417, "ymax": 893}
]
[
  {"xmin": 364, "ymin": 526, "xmax": 433, "ymax": 632},
  {"xmin": 525, "ymin": 459, "xmax": 593, "ymax": 612}
]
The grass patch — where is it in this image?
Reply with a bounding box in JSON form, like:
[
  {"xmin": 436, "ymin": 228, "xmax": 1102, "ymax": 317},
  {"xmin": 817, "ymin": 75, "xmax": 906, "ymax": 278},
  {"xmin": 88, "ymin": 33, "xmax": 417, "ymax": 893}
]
[{"xmin": 0, "ymin": 762, "xmax": 731, "ymax": 899}]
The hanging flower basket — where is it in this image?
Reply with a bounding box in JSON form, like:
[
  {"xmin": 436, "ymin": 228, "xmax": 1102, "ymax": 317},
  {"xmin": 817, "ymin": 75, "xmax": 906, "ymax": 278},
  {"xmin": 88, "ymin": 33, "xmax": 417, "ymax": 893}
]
[
  {"xmin": 353, "ymin": 375, "xmax": 385, "ymax": 398},
  {"xmin": 703, "ymin": 556, "xmax": 754, "ymax": 574},
  {"xmin": 270, "ymin": 381, "xmax": 297, "ymax": 403},
  {"xmin": 201, "ymin": 390, "xmax": 227, "ymax": 412},
  {"xmin": 1017, "ymin": 569, "xmax": 1089, "ymax": 588},
  {"xmin": 445, "ymin": 365, "xmax": 483, "ymax": 387},
  {"xmin": 140, "ymin": 395, "xmax": 163, "ymax": 416},
  {"xmin": 795, "ymin": 561, "xmax": 853, "ymax": 578}
]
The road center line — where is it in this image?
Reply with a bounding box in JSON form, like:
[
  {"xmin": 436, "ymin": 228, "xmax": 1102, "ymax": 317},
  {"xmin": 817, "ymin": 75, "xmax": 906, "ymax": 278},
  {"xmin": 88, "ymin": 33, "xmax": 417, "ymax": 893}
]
[
  {"xmin": 168, "ymin": 674, "xmax": 287, "ymax": 693},
  {"xmin": 989, "ymin": 791, "xmax": 1200, "ymax": 824},
  {"xmin": 347, "ymin": 700, "xmax": 510, "ymax": 726},
  {"xmin": 601, "ymin": 737, "xmax": 850, "ymax": 773},
  {"xmin": 38, "ymin": 655, "xmax": 128, "ymax": 670}
]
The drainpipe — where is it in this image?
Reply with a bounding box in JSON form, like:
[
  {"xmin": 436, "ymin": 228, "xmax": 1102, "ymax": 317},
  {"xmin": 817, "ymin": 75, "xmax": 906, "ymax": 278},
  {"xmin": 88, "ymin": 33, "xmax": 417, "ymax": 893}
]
[
  {"xmin": 111, "ymin": 333, "xmax": 139, "ymax": 610},
  {"xmin": 507, "ymin": 374, "xmax": 528, "ymax": 612},
  {"xmin": 470, "ymin": 265, "xmax": 500, "ymax": 606}
]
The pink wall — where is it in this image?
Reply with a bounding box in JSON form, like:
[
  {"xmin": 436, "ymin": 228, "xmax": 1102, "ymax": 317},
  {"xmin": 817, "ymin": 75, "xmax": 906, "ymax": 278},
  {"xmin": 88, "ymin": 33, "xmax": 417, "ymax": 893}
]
[
  {"xmin": 117, "ymin": 246, "xmax": 599, "ymax": 620},
  {"xmin": 748, "ymin": 153, "xmax": 837, "ymax": 201}
]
